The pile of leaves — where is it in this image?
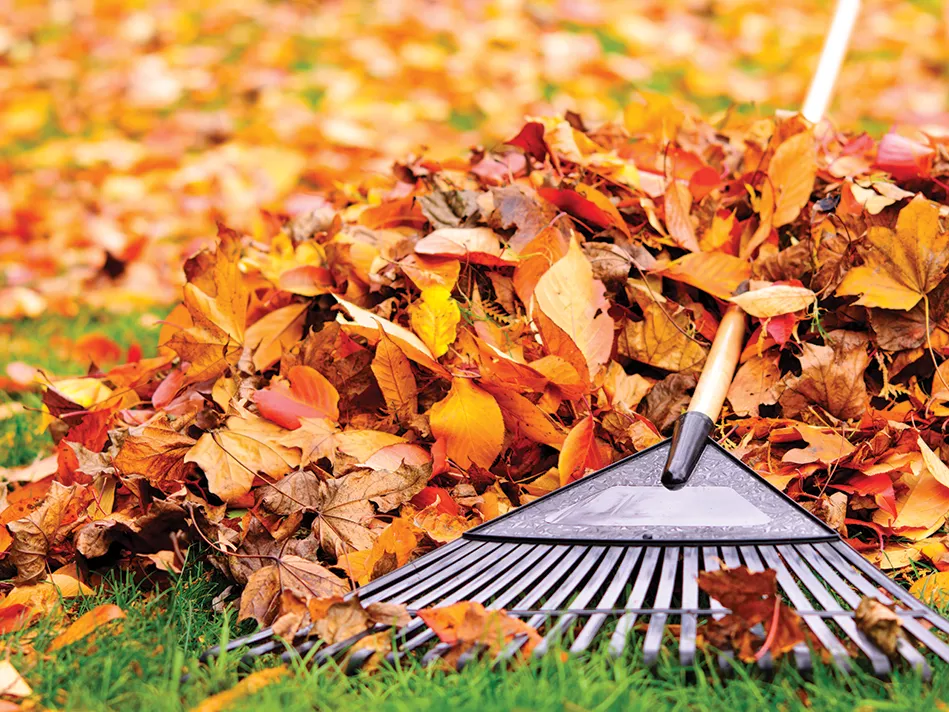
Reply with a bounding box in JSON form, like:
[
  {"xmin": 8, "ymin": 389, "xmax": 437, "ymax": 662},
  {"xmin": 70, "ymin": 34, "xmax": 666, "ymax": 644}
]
[
  {"xmin": 6, "ymin": 102, "xmax": 949, "ymax": 660},
  {"xmin": 3, "ymin": 0, "xmax": 948, "ymax": 319}
]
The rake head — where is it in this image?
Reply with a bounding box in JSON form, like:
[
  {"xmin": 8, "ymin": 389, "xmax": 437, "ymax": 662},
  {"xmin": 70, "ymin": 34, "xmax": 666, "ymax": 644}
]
[{"xmin": 200, "ymin": 442, "xmax": 949, "ymax": 679}]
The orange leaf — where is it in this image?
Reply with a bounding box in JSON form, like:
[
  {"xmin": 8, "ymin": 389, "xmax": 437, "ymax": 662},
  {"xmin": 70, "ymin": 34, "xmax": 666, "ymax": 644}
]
[
  {"xmin": 429, "ymin": 379, "xmax": 505, "ymax": 469},
  {"xmin": 254, "ymin": 365, "xmax": 340, "ymax": 429},
  {"xmin": 49, "ymin": 604, "xmax": 125, "ymax": 651},
  {"xmin": 663, "ymin": 182, "xmax": 699, "ymax": 251},
  {"xmin": 659, "ymin": 252, "xmax": 750, "ymax": 300},
  {"xmin": 533, "ymin": 239, "xmax": 614, "ymax": 377},
  {"xmin": 558, "ymin": 415, "xmax": 611, "ymax": 486},
  {"xmin": 769, "ymin": 130, "xmax": 816, "ymax": 227}
]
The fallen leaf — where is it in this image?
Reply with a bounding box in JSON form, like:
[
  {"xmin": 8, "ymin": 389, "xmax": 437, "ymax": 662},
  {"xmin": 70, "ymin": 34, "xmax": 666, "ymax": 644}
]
[
  {"xmin": 0, "ymin": 661, "xmax": 31, "ymax": 699},
  {"xmin": 619, "ymin": 302, "xmax": 707, "ymax": 373},
  {"xmin": 49, "ymin": 604, "xmax": 126, "ymax": 651},
  {"xmin": 769, "ymin": 131, "xmax": 816, "ymax": 227},
  {"xmin": 558, "ymin": 415, "xmax": 611, "ymax": 486},
  {"xmin": 533, "ymin": 239, "xmax": 614, "ymax": 377},
  {"xmin": 854, "ymin": 597, "xmax": 902, "ymax": 657},
  {"xmin": 409, "ymin": 286, "xmax": 461, "ymax": 359},
  {"xmin": 254, "ymin": 365, "xmax": 340, "ymax": 429},
  {"xmin": 729, "ymin": 284, "xmax": 816, "ymax": 318},
  {"xmin": 836, "ymin": 195, "xmax": 949, "ymax": 310},
  {"xmin": 429, "ymin": 378, "xmax": 504, "ymax": 469},
  {"xmin": 190, "ymin": 667, "xmax": 288, "ymax": 712}
]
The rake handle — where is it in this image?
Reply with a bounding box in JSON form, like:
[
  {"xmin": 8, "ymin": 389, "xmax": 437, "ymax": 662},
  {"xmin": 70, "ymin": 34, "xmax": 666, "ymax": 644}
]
[{"xmin": 661, "ymin": 303, "xmax": 745, "ymax": 490}]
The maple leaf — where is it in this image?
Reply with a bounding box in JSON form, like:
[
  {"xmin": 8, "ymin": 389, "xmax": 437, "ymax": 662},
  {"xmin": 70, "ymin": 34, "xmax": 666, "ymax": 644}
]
[
  {"xmin": 184, "ymin": 411, "xmax": 302, "ymax": 502},
  {"xmin": 429, "ymin": 378, "xmax": 505, "ymax": 470},
  {"xmin": 533, "ymin": 238, "xmax": 614, "ymax": 377},
  {"xmin": 619, "ymin": 302, "xmax": 707, "ymax": 373},
  {"xmin": 113, "ymin": 414, "xmax": 196, "ymax": 493},
  {"xmin": 310, "ymin": 463, "xmax": 430, "ymax": 556},
  {"xmin": 417, "ymin": 601, "xmax": 542, "ymax": 661},
  {"xmin": 697, "ymin": 567, "xmax": 808, "ymax": 663},
  {"xmin": 836, "ymin": 195, "xmax": 949, "ymax": 310},
  {"xmin": 779, "ymin": 330, "xmax": 870, "ymax": 420},
  {"xmin": 239, "ymin": 555, "xmax": 348, "ymax": 628},
  {"xmin": 8, "ymin": 482, "xmax": 93, "ymax": 584}
]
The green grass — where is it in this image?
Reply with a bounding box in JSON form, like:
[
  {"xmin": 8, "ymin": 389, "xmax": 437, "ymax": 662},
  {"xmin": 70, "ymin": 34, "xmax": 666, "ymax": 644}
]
[
  {"xmin": 3, "ymin": 310, "xmax": 949, "ymax": 710},
  {"xmin": 0, "ymin": 309, "xmax": 165, "ymax": 469},
  {"xmin": 11, "ymin": 560, "xmax": 949, "ymax": 712}
]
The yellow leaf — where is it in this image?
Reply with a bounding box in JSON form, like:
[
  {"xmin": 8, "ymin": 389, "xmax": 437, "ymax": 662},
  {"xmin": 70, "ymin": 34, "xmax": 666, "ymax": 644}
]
[
  {"xmin": 335, "ymin": 296, "xmax": 447, "ymax": 376},
  {"xmin": 660, "ymin": 252, "xmax": 750, "ymax": 301},
  {"xmin": 910, "ymin": 571, "xmax": 949, "ymax": 607},
  {"xmin": 482, "ymin": 385, "xmax": 566, "ymax": 449},
  {"xmin": 184, "ymin": 412, "xmax": 301, "ymax": 502},
  {"xmin": 190, "ymin": 667, "xmax": 288, "ymax": 712},
  {"xmin": 429, "ymin": 379, "xmax": 504, "ymax": 469},
  {"xmin": 49, "ymin": 604, "xmax": 125, "ymax": 651},
  {"xmin": 700, "ymin": 211, "xmax": 736, "ymax": 252},
  {"xmin": 371, "ymin": 331, "xmax": 418, "ymax": 420},
  {"xmin": 245, "ymin": 303, "xmax": 309, "ymax": 372},
  {"xmin": 769, "ymin": 131, "xmax": 816, "ymax": 227},
  {"xmin": 619, "ymin": 302, "xmax": 707, "ymax": 373},
  {"xmin": 408, "ymin": 286, "xmax": 461, "ymax": 358},
  {"xmin": 533, "ymin": 239, "xmax": 614, "ymax": 376},
  {"xmin": 836, "ymin": 195, "xmax": 949, "ymax": 310},
  {"xmin": 728, "ymin": 284, "xmax": 817, "ymax": 317}
]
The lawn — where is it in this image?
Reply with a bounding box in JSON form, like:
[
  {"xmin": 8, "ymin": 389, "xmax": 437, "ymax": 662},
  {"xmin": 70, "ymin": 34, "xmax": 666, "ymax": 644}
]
[{"xmin": 2, "ymin": 311, "xmax": 949, "ymax": 711}]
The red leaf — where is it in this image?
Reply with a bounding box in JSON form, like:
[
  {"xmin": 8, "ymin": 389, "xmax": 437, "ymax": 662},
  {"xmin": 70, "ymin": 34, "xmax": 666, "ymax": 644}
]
[
  {"xmin": 410, "ymin": 486, "xmax": 460, "ymax": 516},
  {"xmin": 506, "ymin": 122, "xmax": 548, "ymax": 162},
  {"xmin": 254, "ymin": 365, "xmax": 340, "ymax": 429},
  {"xmin": 874, "ymin": 133, "xmax": 934, "ymax": 180}
]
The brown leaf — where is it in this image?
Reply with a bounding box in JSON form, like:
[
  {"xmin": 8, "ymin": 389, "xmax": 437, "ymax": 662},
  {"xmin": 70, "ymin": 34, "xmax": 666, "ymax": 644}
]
[
  {"xmin": 8, "ymin": 482, "xmax": 93, "ymax": 584},
  {"xmin": 239, "ymin": 555, "xmax": 348, "ymax": 627},
  {"xmin": 619, "ymin": 302, "xmax": 707, "ymax": 373},
  {"xmin": 727, "ymin": 352, "xmax": 782, "ymax": 417},
  {"xmin": 75, "ymin": 499, "xmax": 186, "ymax": 558},
  {"xmin": 113, "ymin": 414, "xmax": 196, "ymax": 493},
  {"xmin": 779, "ymin": 330, "xmax": 870, "ymax": 420},
  {"xmin": 184, "ymin": 411, "xmax": 302, "ymax": 503},
  {"xmin": 854, "ymin": 597, "xmax": 902, "ymax": 657}
]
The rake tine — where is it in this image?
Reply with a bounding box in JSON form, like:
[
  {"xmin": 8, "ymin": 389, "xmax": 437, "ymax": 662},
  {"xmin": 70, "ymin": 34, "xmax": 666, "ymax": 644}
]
[
  {"xmin": 608, "ymin": 546, "xmax": 662, "ymax": 658},
  {"xmin": 356, "ymin": 538, "xmax": 469, "ymax": 599},
  {"xmin": 345, "ymin": 647, "xmax": 378, "ymax": 674},
  {"xmin": 642, "ymin": 547, "xmax": 680, "ymax": 667},
  {"xmin": 362, "ymin": 541, "xmax": 507, "ymax": 604},
  {"xmin": 798, "ymin": 544, "xmax": 929, "ymax": 678},
  {"xmin": 199, "ymin": 626, "xmax": 289, "ymax": 663},
  {"xmin": 738, "ymin": 546, "xmax": 804, "ymax": 674},
  {"xmin": 720, "ymin": 546, "xmax": 741, "ymax": 569},
  {"xmin": 817, "ymin": 543, "xmax": 949, "ymax": 667},
  {"xmin": 495, "ymin": 546, "xmax": 605, "ymax": 664},
  {"xmin": 457, "ymin": 643, "xmax": 486, "ymax": 671},
  {"xmin": 679, "ymin": 546, "xmax": 700, "ymax": 667},
  {"xmin": 382, "ymin": 544, "xmax": 551, "ymax": 662},
  {"xmin": 533, "ymin": 547, "xmax": 624, "ymax": 658},
  {"xmin": 701, "ymin": 546, "xmax": 735, "ymax": 673},
  {"xmin": 777, "ymin": 545, "xmax": 890, "ymax": 676},
  {"xmin": 389, "ymin": 546, "xmax": 586, "ymax": 668},
  {"xmin": 757, "ymin": 546, "xmax": 853, "ymax": 674},
  {"xmin": 570, "ymin": 547, "xmax": 643, "ymax": 654},
  {"xmin": 279, "ymin": 625, "xmax": 384, "ymax": 666},
  {"xmin": 831, "ymin": 543, "xmax": 949, "ymax": 634}
]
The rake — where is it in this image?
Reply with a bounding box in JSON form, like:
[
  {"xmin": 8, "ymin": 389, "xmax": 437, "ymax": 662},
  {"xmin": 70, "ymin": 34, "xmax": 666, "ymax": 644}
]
[{"xmin": 199, "ymin": 0, "xmax": 949, "ymax": 679}]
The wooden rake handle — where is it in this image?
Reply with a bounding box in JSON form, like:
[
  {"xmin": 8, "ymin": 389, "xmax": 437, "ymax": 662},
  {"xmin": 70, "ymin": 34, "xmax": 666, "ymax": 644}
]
[{"xmin": 661, "ymin": 0, "xmax": 861, "ymax": 490}]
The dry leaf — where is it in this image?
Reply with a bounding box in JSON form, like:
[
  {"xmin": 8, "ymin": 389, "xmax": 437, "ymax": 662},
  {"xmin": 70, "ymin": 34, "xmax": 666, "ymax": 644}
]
[
  {"xmin": 49, "ymin": 604, "xmax": 126, "ymax": 651},
  {"xmin": 429, "ymin": 379, "xmax": 504, "ymax": 469}
]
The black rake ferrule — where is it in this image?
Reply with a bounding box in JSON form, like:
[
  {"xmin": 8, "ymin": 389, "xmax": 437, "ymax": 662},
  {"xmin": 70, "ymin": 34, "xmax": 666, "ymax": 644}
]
[{"xmin": 661, "ymin": 411, "xmax": 715, "ymax": 490}]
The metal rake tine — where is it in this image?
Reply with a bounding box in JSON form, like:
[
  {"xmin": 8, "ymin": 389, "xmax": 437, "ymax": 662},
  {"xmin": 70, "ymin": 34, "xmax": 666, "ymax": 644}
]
[
  {"xmin": 798, "ymin": 544, "xmax": 929, "ymax": 678},
  {"xmin": 777, "ymin": 544, "xmax": 891, "ymax": 677},
  {"xmin": 608, "ymin": 546, "xmax": 662, "ymax": 658},
  {"xmin": 738, "ymin": 546, "xmax": 805, "ymax": 675},
  {"xmin": 817, "ymin": 543, "xmax": 949, "ymax": 668},
  {"xmin": 361, "ymin": 541, "xmax": 506, "ymax": 605},
  {"xmin": 570, "ymin": 547, "xmax": 643, "ymax": 654},
  {"xmin": 494, "ymin": 546, "xmax": 606, "ymax": 664},
  {"xmin": 758, "ymin": 546, "xmax": 853, "ymax": 674},
  {"xmin": 532, "ymin": 547, "xmax": 624, "ymax": 658},
  {"xmin": 280, "ymin": 625, "xmax": 386, "ymax": 666},
  {"xmin": 355, "ymin": 538, "xmax": 469, "ymax": 599},
  {"xmin": 678, "ymin": 546, "xmax": 700, "ymax": 667},
  {"xmin": 381, "ymin": 544, "xmax": 552, "ymax": 662},
  {"xmin": 642, "ymin": 547, "xmax": 680, "ymax": 667},
  {"xmin": 387, "ymin": 545, "xmax": 584, "ymax": 667},
  {"xmin": 200, "ymin": 626, "xmax": 288, "ymax": 663}
]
